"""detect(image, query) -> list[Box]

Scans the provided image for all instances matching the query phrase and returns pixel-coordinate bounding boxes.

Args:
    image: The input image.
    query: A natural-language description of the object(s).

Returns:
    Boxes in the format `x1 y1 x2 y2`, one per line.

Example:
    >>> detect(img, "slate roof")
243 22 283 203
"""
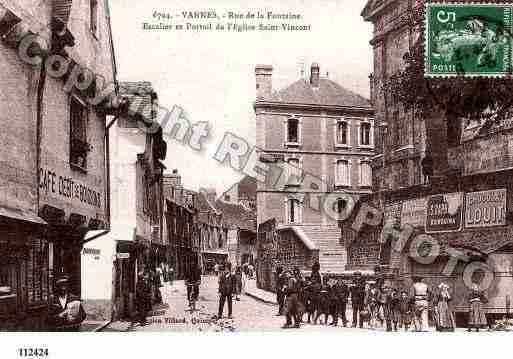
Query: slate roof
119 81 156 121
268 78 371 108
214 199 257 232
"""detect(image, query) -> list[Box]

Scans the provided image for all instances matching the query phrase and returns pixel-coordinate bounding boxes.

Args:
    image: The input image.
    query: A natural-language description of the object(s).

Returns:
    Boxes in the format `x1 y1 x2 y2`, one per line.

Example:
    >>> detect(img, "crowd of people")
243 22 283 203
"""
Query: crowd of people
276 262 489 331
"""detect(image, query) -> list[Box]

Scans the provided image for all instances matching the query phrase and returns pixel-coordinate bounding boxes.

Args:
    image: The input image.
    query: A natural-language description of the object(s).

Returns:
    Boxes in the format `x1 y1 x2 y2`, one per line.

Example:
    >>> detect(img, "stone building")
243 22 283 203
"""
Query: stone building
197 188 228 273
361 0 513 323
0 0 119 329
254 63 374 282
163 169 200 280
86 81 167 321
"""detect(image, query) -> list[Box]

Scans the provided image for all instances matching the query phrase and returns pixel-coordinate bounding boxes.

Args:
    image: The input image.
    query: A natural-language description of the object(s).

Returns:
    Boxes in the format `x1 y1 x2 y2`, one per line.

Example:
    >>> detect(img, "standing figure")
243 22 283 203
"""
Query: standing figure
275 266 287 316
282 270 300 328
135 271 152 326
310 261 322 285
434 282 455 332
218 262 236 319
332 278 349 327
350 272 366 328
367 283 382 329
185 264 202 311
381 285 395 331
293 267 306 323
411 276 430 332
398 291 413 331
315 276 331 325
234 266 243 301
467 283 488 332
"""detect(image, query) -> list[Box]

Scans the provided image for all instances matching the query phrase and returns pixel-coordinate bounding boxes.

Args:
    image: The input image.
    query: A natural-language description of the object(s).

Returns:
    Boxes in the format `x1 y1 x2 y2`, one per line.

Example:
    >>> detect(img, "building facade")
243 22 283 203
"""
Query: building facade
0 0 117 329
217 176 257 266
81 81 167 321
163 170 200 280
361 0 513 323
254 63 374 281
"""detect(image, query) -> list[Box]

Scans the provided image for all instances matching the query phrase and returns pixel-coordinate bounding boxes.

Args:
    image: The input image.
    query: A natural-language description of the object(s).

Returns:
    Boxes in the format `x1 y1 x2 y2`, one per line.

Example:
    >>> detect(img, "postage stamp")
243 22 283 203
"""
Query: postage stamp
425 2 513 77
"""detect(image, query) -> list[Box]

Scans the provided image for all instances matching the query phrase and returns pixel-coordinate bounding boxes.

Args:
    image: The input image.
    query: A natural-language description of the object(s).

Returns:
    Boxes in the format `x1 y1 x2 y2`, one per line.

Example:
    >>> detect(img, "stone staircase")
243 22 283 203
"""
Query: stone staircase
300 226 347 274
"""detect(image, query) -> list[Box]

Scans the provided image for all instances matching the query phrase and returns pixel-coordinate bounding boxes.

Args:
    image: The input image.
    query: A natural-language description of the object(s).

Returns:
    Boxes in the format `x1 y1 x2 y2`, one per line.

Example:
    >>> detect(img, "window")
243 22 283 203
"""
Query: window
335 160 350 186
286 158 301 186
70 96 89 169
336 120 349 146
287 118 299 144
359 161 372 187
224 194 231 201
90 0 98 36
288 198 301 224
336 198 347 217
360 122 372 147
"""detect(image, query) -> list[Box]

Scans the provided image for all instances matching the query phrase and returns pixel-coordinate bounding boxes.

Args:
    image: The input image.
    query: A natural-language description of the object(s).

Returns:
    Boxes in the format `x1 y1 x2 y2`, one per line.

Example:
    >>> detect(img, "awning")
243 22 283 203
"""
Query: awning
202 250 228 256
81 229 109 245
0 205 47 226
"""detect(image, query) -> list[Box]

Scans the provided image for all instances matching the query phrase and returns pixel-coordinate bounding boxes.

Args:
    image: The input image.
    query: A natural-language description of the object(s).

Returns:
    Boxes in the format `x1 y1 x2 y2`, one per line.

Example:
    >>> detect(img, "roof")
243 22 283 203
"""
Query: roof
119 81 156 121
214 199 256 232
197 191 218 214
277 226 317 250
237 176 257 200
268 78 371 108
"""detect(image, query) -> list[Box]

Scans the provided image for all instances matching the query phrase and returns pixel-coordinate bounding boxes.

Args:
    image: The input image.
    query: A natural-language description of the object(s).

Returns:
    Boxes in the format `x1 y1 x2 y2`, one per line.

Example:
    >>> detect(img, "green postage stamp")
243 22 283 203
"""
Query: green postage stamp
425 2 513 77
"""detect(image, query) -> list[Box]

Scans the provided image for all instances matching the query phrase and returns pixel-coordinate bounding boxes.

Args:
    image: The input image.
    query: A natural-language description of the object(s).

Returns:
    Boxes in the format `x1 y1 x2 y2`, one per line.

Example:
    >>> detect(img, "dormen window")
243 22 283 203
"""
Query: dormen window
288 198 301 224
335 159 350 187
359 160 372 187
70 96 90 170
90 0 98 36
336 120 349 146
287 118 299 144
360 122 373 147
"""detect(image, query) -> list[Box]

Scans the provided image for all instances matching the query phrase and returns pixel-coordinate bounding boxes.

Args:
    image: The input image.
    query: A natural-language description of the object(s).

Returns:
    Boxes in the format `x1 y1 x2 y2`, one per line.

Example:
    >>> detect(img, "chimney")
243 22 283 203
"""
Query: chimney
255 64 273 99
310 63 320 88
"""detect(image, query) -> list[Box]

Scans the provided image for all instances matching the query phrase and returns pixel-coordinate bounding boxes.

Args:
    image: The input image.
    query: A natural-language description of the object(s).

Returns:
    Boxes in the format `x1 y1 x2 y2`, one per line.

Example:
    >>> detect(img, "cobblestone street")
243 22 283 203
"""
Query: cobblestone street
106 276 457 333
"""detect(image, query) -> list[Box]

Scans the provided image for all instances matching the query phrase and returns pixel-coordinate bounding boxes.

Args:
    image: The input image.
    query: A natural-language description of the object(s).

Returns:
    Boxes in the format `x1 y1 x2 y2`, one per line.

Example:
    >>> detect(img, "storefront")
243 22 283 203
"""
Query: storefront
0 209 49 330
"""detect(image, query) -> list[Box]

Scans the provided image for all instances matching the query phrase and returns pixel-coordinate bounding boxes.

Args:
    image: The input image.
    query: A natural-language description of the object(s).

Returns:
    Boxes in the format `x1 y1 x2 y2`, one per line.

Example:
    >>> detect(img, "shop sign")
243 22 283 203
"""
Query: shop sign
401 198 427 228
465 189 507 228
426 192 463 233
39 167 103 209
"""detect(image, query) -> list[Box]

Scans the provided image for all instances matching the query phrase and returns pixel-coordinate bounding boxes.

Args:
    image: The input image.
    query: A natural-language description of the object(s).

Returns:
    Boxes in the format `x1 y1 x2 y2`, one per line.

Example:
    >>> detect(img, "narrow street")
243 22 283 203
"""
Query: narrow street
106 276 390 333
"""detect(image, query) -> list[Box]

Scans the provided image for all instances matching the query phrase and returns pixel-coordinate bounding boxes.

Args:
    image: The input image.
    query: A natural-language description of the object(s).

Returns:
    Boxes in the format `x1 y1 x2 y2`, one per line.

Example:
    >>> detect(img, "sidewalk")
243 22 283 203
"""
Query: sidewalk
244 279 277 305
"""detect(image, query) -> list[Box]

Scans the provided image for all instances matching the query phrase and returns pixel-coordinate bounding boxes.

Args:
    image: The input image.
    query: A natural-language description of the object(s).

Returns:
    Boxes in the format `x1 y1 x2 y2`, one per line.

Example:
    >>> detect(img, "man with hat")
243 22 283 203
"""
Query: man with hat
350 271 366 328
47 275 86 330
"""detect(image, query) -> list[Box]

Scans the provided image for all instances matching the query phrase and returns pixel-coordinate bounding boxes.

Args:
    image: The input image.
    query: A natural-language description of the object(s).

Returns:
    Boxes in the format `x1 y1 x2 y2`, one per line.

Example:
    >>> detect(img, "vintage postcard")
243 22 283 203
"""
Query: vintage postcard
1 0 513 354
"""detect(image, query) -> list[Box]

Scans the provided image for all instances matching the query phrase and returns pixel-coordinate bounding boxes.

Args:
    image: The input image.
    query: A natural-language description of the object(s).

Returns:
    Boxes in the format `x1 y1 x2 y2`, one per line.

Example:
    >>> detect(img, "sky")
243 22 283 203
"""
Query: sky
109 0 373 194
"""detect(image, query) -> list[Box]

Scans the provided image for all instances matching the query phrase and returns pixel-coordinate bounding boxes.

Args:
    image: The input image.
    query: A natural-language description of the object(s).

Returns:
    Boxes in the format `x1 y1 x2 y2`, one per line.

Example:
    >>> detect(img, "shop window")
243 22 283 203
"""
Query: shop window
287 118 299 144
90 0 98 36
336 120 349 146
335 159 350 187
70 96 90 170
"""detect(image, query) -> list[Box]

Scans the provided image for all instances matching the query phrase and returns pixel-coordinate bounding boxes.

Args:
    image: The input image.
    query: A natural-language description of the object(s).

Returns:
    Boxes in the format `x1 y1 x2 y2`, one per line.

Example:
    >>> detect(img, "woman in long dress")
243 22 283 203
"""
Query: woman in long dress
468 283 487 332
434 282 455 332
